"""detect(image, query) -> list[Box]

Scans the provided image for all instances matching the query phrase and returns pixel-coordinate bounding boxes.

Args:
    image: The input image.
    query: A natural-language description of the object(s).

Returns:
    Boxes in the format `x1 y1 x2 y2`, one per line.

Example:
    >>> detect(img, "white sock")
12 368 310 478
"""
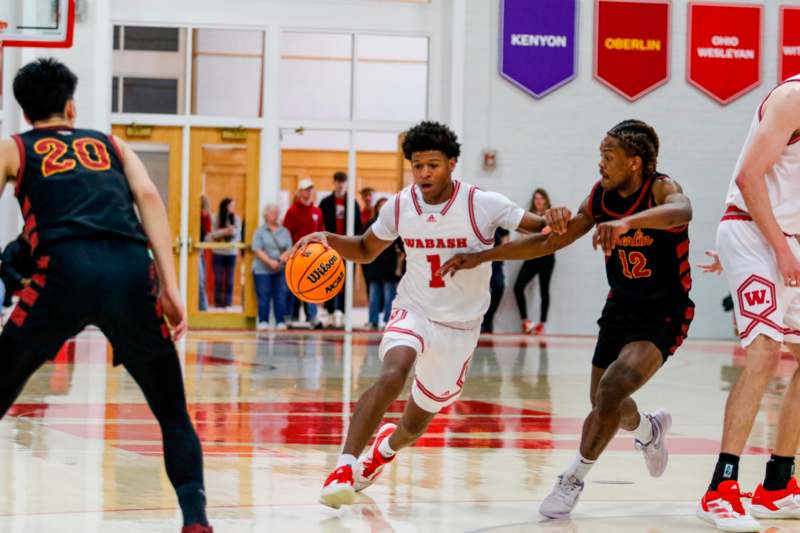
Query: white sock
336 454 357 468
564 453 595 481
632 413 653 444
378 436 396 458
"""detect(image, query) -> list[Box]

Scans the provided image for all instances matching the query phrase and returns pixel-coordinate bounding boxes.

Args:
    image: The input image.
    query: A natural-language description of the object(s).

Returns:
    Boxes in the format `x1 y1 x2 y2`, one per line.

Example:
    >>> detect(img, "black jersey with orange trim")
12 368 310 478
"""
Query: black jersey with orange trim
12 127 147 253
587 172 691 305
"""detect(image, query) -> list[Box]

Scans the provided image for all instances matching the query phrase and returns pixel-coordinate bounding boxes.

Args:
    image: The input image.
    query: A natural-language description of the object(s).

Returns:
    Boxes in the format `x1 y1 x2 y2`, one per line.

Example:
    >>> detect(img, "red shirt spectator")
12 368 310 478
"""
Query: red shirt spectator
283 178 324 243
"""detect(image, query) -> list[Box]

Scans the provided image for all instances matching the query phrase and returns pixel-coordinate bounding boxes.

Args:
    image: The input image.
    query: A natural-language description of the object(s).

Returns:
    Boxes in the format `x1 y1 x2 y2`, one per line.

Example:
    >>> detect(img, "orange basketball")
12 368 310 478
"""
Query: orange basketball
285 242 345 304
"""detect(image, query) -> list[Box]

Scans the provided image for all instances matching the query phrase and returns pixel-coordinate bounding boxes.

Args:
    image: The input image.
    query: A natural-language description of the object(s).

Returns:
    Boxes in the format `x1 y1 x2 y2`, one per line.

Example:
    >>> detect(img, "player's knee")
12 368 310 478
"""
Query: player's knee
376 366 410 395
744 337 782 376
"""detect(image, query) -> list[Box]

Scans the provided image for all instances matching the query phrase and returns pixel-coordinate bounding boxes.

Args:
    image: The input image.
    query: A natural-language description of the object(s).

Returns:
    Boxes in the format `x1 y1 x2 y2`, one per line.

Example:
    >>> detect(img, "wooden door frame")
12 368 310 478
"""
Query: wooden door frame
188 127 260 329
111 124 183 270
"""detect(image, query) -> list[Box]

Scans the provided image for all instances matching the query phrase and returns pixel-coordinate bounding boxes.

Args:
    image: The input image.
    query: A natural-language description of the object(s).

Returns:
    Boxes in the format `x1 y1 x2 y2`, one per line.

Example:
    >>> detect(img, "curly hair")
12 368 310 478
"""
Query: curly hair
606 119 660 178
401 121 461 161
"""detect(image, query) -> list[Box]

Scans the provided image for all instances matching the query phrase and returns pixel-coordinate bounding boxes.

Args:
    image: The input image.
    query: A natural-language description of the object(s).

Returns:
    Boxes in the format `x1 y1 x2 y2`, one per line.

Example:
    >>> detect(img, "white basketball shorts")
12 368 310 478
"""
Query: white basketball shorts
379 306 481 413
717 218 800 347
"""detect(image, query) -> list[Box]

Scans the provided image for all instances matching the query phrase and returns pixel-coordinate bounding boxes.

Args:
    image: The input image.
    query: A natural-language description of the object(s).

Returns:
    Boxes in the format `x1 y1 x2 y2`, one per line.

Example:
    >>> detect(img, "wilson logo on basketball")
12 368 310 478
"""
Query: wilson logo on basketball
307 256 337 283
325 270 345 293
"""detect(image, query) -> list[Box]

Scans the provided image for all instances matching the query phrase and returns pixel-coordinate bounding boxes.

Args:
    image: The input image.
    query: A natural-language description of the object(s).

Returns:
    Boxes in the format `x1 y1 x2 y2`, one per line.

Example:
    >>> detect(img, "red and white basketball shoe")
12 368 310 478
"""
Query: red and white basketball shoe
522 319 534 334
354 423 398 492
319 464 356 509
750 477 800 518
697 480 760 532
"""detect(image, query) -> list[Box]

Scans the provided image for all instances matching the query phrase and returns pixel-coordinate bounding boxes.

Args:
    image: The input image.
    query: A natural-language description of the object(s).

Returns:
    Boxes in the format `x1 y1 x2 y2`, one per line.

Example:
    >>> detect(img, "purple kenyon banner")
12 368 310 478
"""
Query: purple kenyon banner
500 0 578 98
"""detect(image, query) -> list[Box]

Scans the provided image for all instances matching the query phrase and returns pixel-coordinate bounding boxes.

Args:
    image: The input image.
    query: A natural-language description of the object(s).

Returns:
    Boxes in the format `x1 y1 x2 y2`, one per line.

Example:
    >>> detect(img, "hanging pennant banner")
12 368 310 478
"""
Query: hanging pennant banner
594 0 671 101
780 6 800 81
499 0 578 98
687 2 762 105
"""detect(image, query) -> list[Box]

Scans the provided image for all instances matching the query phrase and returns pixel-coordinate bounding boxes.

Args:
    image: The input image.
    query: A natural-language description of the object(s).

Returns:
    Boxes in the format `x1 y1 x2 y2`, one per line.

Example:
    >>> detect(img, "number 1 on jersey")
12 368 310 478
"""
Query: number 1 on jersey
426 254 445 288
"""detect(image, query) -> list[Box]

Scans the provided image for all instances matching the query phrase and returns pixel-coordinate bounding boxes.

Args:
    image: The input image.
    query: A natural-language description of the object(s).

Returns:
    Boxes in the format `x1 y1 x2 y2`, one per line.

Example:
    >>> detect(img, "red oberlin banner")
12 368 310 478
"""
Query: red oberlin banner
594 0 671 101
780 6 800 81
687 2 762 105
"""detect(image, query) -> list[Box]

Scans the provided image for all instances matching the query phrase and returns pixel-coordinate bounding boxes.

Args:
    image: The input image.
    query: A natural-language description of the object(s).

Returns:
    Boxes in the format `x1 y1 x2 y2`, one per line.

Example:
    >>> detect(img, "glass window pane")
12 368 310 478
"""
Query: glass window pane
280 33 352 120
113 25 120 50
122 78 179 114
124 26 180 52
130 144 171 206
111 76 119 113
112 26 186 114
355 35 428 121
191 29 264 117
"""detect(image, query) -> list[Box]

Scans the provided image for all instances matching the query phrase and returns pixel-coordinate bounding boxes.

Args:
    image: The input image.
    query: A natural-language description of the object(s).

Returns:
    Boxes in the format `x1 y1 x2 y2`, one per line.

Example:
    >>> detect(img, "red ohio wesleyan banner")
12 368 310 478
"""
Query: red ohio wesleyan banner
687 2 762 105
780 6 800 81
594 0 671 101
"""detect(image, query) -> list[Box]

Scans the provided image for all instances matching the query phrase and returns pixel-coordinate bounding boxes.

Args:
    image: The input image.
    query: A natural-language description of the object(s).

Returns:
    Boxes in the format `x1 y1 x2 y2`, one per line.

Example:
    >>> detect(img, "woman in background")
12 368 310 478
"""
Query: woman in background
207 197 242 309
513 188 556 335
252 204 292 330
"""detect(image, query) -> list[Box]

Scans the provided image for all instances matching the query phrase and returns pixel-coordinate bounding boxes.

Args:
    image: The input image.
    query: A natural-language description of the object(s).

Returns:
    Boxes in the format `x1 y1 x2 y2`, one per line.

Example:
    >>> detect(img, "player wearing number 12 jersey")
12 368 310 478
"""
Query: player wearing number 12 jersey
293 121 547 508
0 59 211 533
440 119 694 519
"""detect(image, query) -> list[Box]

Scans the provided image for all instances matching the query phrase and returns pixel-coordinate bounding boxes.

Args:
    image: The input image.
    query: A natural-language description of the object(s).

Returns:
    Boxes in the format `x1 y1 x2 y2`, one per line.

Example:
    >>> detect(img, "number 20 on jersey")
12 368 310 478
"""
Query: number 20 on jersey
34 137 112 178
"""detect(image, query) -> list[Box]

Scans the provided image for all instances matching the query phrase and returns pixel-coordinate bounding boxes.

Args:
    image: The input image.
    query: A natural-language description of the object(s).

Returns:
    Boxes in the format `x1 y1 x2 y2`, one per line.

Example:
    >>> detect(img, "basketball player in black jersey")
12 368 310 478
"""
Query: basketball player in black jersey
0 59 211 533
440 120 694 519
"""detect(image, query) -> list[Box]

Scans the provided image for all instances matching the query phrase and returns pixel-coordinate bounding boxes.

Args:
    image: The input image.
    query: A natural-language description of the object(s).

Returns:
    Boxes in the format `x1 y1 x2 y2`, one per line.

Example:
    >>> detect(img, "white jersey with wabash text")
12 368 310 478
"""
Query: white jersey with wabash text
371 180 524 325
725 74 800 235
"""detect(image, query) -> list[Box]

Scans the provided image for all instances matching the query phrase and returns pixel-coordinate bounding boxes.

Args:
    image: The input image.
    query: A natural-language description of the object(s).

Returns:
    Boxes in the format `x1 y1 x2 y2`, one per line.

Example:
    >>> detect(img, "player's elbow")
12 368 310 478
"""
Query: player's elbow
134 183 163 207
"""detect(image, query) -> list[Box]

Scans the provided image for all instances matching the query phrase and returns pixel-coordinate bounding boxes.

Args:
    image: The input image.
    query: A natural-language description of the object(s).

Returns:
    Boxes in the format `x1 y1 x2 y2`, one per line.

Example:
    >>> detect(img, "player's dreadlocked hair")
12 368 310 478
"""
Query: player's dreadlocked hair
402 121 461 161
606 119 660 178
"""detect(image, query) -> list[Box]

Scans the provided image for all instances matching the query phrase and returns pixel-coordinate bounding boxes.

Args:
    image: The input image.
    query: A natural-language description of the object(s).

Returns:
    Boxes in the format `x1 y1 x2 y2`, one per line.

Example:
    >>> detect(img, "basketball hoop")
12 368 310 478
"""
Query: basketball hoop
0 0 74 49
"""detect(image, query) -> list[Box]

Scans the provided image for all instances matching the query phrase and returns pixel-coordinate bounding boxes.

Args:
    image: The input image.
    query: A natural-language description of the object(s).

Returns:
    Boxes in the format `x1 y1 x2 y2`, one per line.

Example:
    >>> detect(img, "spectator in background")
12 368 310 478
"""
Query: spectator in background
0 233 34 309
513 188 556 335
252 204 292 331
198 194 212 311
359 187 375 226
318 171 363 328
283 177 324 328
207 197 242 309
481 227 511 334
363 198 403 329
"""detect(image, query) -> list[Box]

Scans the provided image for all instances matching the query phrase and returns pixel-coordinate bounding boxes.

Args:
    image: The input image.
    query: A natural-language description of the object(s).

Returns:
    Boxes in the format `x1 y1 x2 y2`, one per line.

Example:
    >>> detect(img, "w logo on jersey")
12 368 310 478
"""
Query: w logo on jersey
744 290 767 306
737 275 776 321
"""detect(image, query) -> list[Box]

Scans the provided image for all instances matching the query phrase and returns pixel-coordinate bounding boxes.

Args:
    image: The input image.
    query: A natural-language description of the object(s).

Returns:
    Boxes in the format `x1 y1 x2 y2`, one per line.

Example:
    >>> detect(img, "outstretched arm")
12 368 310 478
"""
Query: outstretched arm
438 198 594 276
592 177 691 255
292 228 394 264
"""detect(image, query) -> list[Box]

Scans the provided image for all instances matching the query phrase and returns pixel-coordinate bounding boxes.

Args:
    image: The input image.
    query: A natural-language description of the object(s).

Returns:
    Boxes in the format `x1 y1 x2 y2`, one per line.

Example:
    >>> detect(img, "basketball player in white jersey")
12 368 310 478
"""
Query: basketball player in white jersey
292 121 546 508
697 77 800 532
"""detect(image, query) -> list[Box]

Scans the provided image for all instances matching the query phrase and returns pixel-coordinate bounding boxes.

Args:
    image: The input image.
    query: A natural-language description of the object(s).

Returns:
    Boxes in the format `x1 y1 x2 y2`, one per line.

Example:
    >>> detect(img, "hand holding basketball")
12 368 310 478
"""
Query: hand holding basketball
285 240 345 303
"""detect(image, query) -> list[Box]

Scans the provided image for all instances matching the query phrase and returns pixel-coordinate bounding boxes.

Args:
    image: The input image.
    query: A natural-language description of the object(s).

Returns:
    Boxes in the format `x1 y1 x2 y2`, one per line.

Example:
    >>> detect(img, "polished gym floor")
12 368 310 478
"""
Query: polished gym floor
0 328 797 532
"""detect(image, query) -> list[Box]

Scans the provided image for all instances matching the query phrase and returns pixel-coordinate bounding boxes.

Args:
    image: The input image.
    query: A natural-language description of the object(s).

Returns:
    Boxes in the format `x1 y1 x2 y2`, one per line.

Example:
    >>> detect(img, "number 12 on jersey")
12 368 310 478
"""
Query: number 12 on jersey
618 250 652 279
426 254 445 288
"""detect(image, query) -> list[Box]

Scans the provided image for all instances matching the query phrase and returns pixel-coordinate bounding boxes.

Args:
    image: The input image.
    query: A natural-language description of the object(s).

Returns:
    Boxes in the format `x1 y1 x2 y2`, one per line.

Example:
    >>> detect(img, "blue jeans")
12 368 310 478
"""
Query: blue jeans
198 255 209 311
290 294 318 322
212 254 236 307
254 271 288 324
368 280 397 325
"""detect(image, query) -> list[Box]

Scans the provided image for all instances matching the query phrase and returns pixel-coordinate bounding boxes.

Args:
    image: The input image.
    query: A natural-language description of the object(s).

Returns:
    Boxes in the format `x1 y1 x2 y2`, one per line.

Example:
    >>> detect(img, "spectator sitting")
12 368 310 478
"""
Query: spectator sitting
318 171 363 328
252 204 292 331
282 177 324 328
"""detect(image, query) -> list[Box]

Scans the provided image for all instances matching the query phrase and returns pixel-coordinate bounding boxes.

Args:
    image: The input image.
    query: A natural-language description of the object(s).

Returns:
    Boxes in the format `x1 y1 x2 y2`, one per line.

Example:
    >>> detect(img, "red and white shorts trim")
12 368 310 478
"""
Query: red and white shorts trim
717 219 800 347
380 307 481 413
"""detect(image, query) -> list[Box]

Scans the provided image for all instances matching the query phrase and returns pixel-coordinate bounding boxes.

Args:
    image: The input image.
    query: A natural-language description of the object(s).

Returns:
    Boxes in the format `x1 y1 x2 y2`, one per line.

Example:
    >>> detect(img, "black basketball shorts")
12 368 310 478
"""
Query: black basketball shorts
0 238 176 365
592 297 695 369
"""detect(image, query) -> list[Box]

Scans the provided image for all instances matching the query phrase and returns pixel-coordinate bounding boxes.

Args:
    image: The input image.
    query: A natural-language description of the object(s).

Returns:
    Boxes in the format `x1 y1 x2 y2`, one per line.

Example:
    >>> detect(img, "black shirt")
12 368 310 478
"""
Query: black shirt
588 173 691 307
12 127 147 253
